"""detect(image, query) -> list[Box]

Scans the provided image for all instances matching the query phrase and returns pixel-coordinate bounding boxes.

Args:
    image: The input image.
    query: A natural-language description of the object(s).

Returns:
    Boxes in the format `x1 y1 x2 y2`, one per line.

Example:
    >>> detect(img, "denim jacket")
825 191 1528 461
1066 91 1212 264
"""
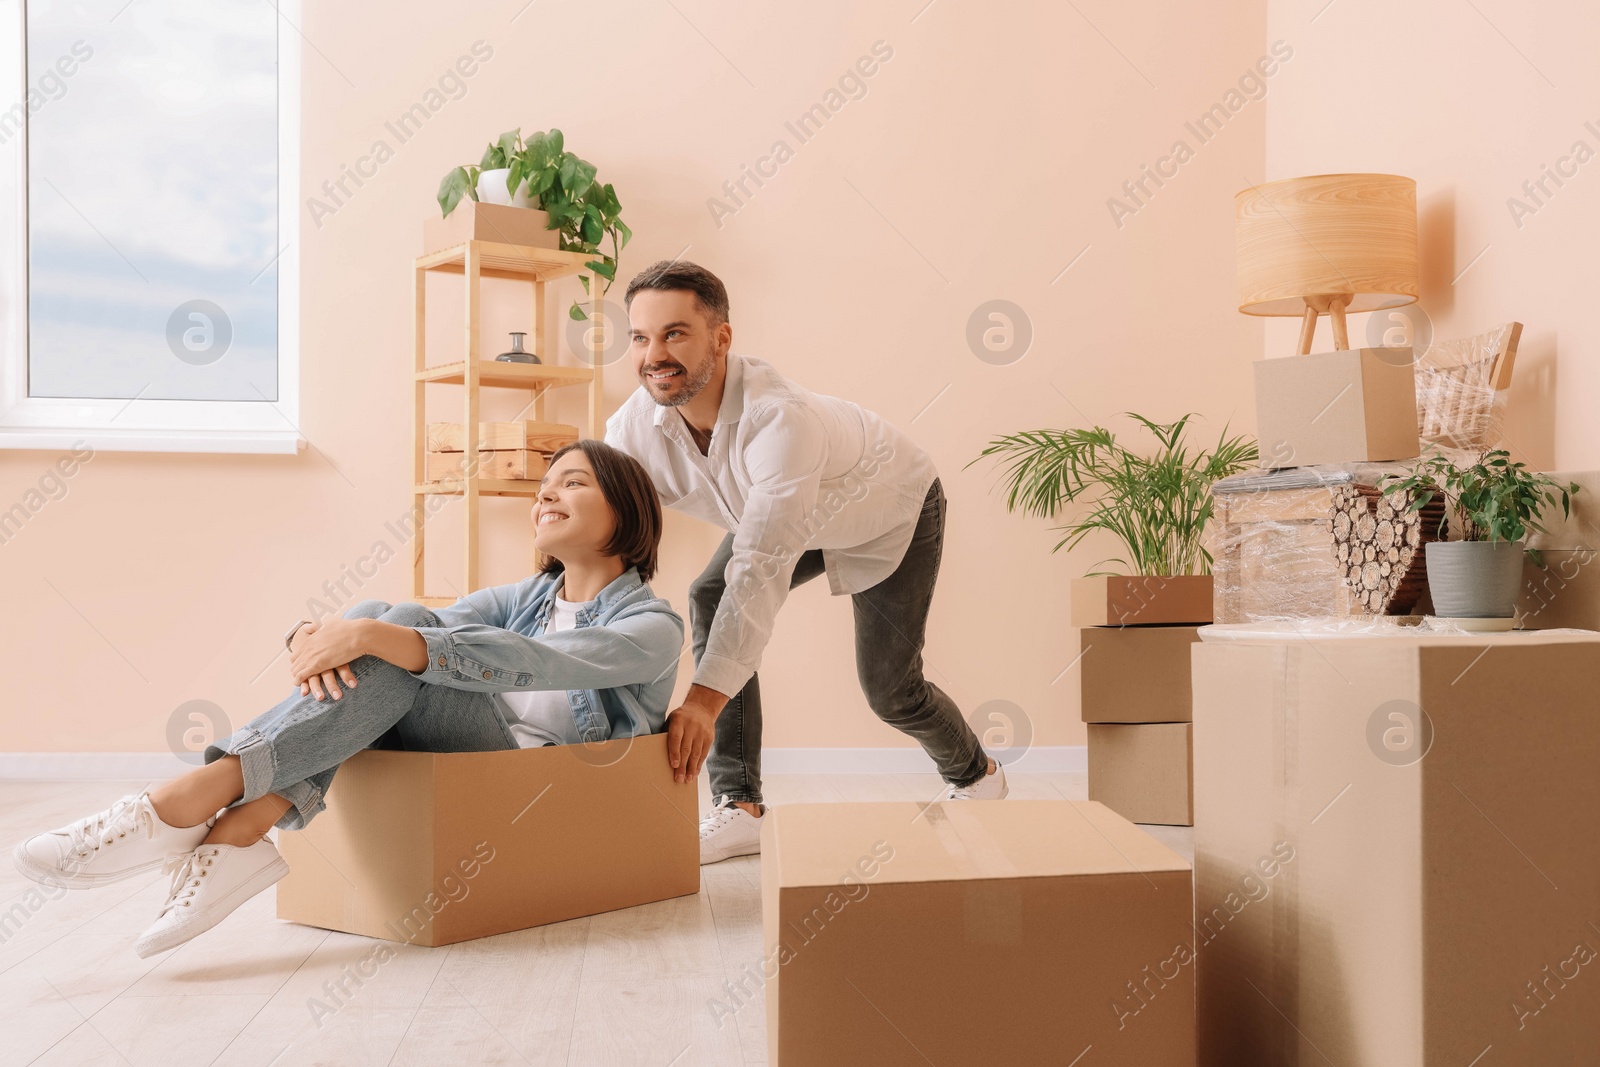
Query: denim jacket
409 566 683 743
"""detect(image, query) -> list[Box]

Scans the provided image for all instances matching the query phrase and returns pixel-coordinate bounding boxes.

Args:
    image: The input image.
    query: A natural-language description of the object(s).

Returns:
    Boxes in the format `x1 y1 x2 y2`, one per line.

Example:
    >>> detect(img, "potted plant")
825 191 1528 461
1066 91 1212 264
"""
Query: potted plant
436 128 631 320
1380 450 1579 620
968 414 1258 625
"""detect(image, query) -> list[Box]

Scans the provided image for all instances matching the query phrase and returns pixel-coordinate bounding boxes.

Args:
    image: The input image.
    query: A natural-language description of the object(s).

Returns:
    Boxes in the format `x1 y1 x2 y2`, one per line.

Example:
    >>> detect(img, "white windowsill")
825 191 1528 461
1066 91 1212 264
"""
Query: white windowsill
0 428 306 454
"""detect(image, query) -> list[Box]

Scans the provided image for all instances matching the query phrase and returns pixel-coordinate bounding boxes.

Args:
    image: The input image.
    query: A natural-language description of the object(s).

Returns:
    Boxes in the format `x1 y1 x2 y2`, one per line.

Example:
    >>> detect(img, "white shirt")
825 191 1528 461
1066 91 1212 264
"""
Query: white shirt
492 588 593 747
605 353 938 698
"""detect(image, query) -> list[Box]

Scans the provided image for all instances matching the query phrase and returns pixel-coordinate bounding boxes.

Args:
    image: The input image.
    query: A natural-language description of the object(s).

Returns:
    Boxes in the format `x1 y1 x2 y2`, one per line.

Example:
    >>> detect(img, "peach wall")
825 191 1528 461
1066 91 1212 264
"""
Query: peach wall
0 0 1269 756
1263 0 1594 470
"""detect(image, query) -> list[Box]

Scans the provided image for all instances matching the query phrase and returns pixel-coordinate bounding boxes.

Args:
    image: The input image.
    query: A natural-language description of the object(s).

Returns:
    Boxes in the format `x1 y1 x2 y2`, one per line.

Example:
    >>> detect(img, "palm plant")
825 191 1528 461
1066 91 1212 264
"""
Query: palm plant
967 413 1258 576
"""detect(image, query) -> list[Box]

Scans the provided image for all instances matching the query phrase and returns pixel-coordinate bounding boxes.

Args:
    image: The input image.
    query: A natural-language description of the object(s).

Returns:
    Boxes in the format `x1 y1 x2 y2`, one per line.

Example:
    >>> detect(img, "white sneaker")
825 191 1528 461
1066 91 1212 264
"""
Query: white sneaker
134 838 289 958
12 789 215 889
936 759 1009 801
699 799 763 865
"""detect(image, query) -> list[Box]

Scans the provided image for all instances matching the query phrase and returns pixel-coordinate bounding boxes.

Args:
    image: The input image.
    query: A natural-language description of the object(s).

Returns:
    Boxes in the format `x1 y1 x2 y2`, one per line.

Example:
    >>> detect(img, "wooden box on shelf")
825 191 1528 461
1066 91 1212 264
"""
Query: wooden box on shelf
427 419 579 453
426 449 550 483
422 203 561 256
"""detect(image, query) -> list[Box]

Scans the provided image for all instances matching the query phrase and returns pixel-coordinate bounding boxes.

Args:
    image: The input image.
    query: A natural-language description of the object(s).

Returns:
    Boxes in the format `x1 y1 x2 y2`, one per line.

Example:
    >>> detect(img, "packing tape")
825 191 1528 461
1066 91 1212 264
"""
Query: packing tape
920 802 1021 879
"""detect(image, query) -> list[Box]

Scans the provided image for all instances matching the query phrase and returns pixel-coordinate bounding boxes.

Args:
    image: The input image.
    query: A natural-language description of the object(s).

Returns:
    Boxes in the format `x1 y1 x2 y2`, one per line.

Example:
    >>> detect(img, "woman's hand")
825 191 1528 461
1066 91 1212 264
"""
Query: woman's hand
289 619 366 701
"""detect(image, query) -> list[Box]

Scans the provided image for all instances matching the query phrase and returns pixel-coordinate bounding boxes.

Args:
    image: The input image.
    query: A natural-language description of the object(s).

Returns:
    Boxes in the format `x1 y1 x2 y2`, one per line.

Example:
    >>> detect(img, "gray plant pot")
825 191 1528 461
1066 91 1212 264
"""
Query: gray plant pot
1424 540 1526 618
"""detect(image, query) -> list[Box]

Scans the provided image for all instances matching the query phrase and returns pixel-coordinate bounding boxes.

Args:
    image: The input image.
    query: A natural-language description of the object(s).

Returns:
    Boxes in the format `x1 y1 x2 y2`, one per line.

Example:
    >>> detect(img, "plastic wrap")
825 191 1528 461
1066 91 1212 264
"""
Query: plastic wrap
1207 462 1419 623
1198 618 1594 641
1415 322 1514 459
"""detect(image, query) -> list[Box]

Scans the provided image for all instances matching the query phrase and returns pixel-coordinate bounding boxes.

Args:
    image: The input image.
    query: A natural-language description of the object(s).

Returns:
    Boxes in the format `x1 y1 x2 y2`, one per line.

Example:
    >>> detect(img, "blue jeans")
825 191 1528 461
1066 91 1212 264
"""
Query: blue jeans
204 600 517 831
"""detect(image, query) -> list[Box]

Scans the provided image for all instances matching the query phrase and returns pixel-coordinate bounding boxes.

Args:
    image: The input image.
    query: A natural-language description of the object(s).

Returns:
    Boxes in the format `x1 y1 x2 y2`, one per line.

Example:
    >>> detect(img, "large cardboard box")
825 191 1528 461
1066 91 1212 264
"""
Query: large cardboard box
1071 575 1213 627
1088 723 1193 826
1192 633 1600 1065
761 800 1196 1066
276 734 698 947
1081 625 1201 722
1254 347 1419 469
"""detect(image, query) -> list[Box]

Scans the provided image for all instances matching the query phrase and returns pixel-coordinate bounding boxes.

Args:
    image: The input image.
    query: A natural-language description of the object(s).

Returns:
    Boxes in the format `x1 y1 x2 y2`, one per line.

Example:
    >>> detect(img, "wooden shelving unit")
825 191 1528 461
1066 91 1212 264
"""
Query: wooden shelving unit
412 239 606 607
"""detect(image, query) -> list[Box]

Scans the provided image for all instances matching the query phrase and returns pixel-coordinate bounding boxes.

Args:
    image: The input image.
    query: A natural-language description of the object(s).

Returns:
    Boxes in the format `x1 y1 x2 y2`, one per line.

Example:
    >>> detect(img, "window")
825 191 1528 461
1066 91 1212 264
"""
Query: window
0 0 300 453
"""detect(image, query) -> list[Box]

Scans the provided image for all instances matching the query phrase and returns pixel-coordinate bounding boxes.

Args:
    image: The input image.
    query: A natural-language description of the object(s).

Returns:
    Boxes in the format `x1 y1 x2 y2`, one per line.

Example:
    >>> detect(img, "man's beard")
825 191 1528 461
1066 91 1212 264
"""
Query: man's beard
641 351 716 407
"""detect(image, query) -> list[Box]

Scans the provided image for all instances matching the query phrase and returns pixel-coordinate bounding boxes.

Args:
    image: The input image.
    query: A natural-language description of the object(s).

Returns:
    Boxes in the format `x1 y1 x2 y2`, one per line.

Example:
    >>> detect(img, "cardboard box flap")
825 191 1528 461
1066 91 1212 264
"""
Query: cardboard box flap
769 800 1188 890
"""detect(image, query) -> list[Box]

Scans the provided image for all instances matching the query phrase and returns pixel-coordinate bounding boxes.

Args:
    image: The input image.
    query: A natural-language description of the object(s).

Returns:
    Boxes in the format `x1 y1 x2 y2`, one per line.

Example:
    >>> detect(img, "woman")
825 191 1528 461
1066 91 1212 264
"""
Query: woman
11 440 682 958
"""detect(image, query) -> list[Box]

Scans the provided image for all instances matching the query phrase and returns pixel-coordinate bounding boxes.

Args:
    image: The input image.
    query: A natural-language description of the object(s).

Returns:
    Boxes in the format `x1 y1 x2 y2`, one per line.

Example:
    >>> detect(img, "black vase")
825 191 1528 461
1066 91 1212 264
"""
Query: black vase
495 332 541 364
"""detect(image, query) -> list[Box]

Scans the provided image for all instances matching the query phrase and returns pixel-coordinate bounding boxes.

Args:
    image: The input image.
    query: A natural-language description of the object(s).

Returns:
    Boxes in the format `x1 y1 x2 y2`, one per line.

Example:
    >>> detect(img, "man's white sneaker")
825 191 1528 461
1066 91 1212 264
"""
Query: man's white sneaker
134 838 289 958
936 759 1009 801
699 799 763 865
12 789 215 889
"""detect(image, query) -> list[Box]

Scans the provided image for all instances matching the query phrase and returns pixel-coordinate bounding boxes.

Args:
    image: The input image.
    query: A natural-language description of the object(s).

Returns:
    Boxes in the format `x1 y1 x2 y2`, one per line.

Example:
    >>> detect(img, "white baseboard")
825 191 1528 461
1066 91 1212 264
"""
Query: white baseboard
0 746 1086 781
759 746 1085 774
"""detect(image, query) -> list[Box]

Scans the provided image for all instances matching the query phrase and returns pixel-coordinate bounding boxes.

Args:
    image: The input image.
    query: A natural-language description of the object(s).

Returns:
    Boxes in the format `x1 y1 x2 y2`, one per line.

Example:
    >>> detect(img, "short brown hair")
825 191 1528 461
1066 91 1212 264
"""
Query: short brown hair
624 260 730 326
537 439 663 583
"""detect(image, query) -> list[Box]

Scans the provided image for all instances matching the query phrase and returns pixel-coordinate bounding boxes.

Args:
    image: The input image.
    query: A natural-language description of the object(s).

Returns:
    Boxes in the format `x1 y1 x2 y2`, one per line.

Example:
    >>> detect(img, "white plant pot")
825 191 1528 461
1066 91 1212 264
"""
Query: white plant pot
476 167 535 208
1424 540 1526 619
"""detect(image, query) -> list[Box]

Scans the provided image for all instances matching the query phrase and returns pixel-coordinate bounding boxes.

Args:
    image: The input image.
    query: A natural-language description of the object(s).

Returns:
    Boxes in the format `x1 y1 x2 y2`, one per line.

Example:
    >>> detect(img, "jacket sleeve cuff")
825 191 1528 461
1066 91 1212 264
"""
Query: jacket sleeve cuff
409 627 457 682
692 653 752 701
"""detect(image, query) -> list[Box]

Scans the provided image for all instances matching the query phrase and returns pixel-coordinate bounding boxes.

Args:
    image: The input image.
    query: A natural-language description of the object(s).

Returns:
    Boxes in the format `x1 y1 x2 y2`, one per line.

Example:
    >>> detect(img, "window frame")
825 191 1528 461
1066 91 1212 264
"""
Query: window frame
0 0 302 454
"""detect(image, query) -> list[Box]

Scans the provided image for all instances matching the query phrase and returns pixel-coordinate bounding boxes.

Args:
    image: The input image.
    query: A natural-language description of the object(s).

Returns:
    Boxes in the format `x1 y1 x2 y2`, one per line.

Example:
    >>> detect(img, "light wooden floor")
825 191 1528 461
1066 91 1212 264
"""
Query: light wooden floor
1 773 1193 1067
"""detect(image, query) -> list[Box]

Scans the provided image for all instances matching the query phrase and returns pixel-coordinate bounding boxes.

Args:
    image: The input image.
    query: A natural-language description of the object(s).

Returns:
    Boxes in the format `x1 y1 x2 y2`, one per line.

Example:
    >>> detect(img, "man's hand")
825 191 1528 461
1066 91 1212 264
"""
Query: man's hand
665 684 730 784
289 619 366 701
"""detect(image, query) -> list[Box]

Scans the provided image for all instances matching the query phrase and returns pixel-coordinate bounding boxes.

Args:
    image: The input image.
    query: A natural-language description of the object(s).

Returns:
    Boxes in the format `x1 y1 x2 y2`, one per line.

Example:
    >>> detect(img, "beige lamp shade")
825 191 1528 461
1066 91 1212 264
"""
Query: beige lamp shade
1236 173 1418 354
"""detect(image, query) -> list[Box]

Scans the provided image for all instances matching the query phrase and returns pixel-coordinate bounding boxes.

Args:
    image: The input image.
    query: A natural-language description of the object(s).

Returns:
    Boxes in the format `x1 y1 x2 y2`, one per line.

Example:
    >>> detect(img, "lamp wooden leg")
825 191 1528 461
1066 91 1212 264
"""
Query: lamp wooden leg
1298 305 1318 355
1329 294 1351 350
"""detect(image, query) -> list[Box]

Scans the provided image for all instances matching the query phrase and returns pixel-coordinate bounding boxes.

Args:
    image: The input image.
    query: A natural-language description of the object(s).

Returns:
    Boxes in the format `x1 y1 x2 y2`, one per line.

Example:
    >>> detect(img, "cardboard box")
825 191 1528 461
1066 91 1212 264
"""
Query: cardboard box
422 202 561 255
1518 471 1600 631
426 420 579 453
1081 625 1201 723
761 800 1195 1066
1088 723 1193 826
1192 633 1600 1065
1071 575 1213 627
1519 549 1600 630
276 734 698 947
425 448 549 482
1254 347 1419 469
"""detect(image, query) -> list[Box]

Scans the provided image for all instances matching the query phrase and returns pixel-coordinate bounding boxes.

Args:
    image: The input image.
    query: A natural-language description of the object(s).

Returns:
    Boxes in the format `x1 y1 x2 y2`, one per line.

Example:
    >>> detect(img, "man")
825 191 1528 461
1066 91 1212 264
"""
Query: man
605 261 1005 865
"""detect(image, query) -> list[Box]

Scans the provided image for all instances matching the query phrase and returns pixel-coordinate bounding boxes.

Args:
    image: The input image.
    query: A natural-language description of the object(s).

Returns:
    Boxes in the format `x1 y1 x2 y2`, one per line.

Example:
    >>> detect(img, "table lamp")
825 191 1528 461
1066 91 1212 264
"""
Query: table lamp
1236 173 1418 355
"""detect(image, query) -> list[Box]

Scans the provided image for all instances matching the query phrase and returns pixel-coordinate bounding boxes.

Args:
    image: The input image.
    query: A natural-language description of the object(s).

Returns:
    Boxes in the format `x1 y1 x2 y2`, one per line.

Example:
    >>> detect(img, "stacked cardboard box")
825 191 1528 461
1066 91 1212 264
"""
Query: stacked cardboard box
1075 576 1209 826
1192 632 1600 1064
761 800 1196 1065
424 419 579 485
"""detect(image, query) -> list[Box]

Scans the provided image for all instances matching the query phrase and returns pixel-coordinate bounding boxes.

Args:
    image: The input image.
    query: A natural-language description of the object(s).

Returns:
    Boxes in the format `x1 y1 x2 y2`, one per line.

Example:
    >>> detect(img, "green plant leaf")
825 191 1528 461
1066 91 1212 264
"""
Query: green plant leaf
570 301 587 320
436 166 475 217
585 258 616 281
549 128 563 156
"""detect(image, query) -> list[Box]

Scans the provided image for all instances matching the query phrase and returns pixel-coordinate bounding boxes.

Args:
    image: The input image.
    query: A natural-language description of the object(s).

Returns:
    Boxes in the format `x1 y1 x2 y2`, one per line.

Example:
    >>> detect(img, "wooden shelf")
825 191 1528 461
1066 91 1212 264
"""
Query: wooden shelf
414 596 458 609
412 235 605 596
416 360 594 390
417 240 594 282
414 479 545 498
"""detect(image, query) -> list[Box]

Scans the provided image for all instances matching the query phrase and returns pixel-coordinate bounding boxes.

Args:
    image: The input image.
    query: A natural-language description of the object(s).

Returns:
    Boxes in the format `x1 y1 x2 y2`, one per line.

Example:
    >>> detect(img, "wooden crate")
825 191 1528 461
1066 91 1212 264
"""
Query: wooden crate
426 420 579 453
426 449 550 483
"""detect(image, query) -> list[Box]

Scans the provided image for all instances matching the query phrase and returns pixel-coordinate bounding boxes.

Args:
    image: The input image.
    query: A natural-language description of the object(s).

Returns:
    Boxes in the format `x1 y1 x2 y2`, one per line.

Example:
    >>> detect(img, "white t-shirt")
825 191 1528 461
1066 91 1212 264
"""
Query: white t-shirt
492 585 594 748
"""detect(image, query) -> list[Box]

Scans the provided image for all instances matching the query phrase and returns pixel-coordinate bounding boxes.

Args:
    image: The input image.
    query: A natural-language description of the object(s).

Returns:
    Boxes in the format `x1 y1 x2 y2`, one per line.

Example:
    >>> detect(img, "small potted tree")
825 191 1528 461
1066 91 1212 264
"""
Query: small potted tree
431 128 631 321
969 414 1257 625
1380 450 1579 623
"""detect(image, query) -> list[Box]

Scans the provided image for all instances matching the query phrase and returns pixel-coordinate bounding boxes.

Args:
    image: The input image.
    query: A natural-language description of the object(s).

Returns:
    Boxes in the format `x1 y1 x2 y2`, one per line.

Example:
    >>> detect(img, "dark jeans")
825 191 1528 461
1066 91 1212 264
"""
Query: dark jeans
690 477 987 805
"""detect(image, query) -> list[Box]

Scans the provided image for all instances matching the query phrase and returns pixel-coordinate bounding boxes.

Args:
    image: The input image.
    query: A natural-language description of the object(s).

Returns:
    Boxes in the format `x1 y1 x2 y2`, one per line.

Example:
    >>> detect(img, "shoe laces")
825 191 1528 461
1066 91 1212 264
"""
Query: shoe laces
65 792 157 861
700 802 745 838
157 846 220 918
